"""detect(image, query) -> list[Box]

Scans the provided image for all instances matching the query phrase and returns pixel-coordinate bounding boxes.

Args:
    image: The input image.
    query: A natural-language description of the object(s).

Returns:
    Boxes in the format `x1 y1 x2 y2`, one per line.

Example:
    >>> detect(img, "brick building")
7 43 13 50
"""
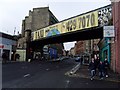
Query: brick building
75 41 85 55
73 39 99 65
75 39 100 56
18 7 59 49
112 2 120 74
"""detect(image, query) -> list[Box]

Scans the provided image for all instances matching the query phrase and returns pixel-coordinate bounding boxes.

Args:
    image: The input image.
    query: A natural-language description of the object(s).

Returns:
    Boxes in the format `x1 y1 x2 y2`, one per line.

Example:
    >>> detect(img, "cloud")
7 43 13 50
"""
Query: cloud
0 0 111 35
0 0 111 3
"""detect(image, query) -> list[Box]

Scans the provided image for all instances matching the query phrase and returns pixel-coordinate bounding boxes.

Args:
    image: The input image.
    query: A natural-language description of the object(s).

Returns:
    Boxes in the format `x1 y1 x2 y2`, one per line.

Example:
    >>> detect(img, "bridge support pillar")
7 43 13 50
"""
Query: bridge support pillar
25 29 31 62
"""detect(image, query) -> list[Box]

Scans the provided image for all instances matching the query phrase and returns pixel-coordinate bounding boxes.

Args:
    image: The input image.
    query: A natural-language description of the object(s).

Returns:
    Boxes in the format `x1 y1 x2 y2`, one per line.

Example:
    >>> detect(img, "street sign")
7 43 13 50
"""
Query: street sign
103 26 115 37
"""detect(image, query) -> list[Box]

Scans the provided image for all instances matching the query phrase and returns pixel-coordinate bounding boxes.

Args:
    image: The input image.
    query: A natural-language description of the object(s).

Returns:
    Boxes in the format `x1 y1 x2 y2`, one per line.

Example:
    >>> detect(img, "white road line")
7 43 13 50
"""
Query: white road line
65 80 70 88
65 63 80 76
46 68 49 70
23 74 30 77
22 66 27 69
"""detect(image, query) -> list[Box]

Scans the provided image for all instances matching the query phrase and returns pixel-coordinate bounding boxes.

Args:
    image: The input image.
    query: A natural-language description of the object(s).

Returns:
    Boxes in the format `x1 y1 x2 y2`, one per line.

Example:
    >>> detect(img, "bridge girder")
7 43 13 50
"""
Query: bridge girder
30 26 103 50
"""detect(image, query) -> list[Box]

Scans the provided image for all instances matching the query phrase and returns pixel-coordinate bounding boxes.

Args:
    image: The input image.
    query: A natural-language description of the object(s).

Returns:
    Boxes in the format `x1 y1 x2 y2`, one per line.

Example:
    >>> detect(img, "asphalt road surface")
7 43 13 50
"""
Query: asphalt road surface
2 58 119 88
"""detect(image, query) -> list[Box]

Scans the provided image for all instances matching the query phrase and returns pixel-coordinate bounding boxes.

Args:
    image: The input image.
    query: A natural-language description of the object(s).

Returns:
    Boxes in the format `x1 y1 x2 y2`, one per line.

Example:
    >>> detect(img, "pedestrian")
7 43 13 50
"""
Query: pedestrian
94 57 98 75
94 56 100 75
15 54 20 61
97 57 100 66
2 52 7 64
88 57 96 81
98 61 105 80
103 58 110 77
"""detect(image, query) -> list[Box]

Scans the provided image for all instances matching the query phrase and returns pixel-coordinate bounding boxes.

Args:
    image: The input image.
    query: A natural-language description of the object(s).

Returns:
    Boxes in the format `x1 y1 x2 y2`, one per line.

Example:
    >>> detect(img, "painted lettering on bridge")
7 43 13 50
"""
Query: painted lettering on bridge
63 11 98 33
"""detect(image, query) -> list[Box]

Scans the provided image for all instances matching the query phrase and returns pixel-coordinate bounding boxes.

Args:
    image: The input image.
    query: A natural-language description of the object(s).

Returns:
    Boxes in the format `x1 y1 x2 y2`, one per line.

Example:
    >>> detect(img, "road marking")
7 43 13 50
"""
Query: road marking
23 74 30 77
22 66 27 69
65 63 80 76
65 72 69 75
65 80 70 88
46 68 49 71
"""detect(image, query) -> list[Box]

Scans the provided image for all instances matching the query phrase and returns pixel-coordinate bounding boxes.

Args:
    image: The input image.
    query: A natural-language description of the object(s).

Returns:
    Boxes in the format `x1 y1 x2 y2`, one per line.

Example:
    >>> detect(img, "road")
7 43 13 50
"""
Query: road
2 58 119 88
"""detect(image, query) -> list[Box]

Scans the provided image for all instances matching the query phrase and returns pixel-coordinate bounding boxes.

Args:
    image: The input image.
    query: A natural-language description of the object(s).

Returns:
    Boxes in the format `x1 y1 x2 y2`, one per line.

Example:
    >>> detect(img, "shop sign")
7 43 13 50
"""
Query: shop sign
103 26 115 37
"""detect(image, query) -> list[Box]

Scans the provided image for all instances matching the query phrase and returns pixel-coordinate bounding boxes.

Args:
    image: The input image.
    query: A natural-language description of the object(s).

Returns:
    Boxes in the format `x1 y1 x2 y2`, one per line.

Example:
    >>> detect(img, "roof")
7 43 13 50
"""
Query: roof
0 32 17 41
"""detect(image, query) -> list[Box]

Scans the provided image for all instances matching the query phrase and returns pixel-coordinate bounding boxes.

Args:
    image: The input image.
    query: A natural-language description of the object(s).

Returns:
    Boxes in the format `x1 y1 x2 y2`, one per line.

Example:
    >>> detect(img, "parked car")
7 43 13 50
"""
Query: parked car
74 56 81 62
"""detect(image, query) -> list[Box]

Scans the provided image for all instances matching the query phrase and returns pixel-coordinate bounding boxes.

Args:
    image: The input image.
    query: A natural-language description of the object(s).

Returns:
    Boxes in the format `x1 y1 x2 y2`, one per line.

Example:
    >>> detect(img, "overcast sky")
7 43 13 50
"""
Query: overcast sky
0 0 111 50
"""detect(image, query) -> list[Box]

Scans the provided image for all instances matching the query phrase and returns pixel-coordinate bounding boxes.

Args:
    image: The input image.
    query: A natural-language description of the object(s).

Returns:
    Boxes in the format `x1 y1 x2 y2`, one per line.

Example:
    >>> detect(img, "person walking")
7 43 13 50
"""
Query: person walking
98 61 105 80
94 56 100 75
2 52 7 64
104 58 110 77
88 57 96 81
94 57 98 75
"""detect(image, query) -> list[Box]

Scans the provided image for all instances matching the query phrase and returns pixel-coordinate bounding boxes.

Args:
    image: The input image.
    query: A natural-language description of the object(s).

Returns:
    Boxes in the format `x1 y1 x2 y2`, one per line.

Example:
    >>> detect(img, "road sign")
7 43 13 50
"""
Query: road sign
103 26 115 37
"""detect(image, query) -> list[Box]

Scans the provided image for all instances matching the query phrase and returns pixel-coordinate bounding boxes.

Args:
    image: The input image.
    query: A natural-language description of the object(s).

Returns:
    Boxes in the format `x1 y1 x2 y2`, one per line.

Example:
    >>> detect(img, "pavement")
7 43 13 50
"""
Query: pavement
69 64 120 83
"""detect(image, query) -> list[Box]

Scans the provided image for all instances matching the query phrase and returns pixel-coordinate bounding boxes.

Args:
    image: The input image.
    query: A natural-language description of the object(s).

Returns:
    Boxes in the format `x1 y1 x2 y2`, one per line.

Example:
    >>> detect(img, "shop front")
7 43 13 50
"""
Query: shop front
98 38 111 63
0 32 17 61
0 44 12 60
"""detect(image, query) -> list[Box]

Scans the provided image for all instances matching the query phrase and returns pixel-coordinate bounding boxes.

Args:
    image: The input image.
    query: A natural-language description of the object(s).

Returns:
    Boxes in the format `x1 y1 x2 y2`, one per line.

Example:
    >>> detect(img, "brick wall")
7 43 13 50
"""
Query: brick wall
32 7 49 32
21 7 50 37
75 41 85 54
110 42 116 72
113 2 120 74
18 7 59 50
